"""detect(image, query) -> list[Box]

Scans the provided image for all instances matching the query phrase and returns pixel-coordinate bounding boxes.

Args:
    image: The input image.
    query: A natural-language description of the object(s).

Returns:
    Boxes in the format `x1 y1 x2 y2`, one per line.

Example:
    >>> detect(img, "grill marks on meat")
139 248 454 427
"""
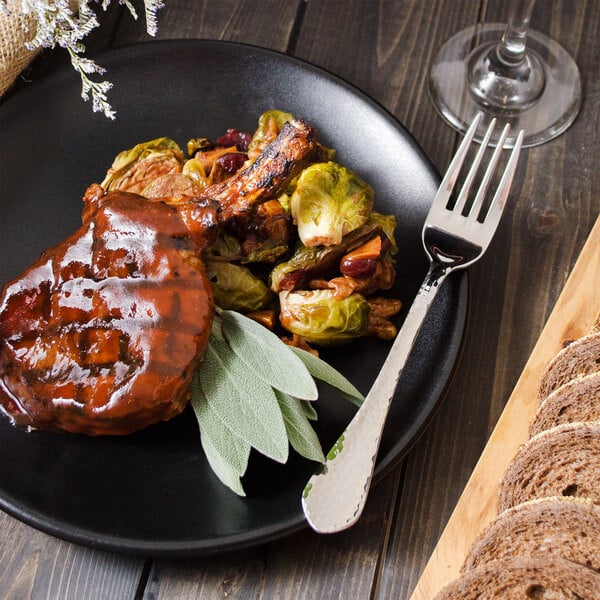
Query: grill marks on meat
0 193 218 435
0 119 321 435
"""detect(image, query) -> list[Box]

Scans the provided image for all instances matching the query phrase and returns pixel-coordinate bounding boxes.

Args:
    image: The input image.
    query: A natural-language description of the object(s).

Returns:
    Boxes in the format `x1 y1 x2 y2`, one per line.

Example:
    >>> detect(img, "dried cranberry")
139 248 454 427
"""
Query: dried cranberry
216 129 252 152
216 152 246 173
340 257 378 279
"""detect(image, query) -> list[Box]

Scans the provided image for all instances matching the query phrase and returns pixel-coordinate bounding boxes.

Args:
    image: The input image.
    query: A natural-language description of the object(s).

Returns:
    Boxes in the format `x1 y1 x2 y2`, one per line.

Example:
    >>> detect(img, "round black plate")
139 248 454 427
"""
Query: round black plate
0 40 467 556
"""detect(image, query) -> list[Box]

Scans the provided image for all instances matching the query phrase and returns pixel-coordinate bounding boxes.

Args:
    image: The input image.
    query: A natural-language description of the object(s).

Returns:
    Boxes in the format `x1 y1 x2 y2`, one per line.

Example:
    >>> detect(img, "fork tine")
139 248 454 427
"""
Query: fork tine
467 122 511 220
453 118 498 215
433 112 482 209
482 129 525 231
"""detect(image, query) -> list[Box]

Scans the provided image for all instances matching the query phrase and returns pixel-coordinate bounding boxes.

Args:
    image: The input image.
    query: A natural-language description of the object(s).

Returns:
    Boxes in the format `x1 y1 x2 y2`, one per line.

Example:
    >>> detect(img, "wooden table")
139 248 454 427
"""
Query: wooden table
1 1 598 598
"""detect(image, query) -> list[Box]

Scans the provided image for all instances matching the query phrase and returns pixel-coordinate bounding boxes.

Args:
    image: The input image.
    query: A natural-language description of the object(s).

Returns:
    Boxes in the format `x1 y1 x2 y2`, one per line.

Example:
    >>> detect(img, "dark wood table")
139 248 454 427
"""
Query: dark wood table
1 1 598 598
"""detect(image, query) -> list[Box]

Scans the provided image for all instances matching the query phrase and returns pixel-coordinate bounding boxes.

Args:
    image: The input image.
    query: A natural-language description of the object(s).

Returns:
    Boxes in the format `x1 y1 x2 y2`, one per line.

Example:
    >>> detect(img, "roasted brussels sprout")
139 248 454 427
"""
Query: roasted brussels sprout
141 173 203 199
186 137 213 156
270 222 382 292
277 191 292 214
247 110 295 162
205 258 273 312
237 199 293 264
243 239 290 264
368 211 397 253
182 157 210 189
211 231 243 260
278 289 370 345
290 162 374 247
101 138 184 194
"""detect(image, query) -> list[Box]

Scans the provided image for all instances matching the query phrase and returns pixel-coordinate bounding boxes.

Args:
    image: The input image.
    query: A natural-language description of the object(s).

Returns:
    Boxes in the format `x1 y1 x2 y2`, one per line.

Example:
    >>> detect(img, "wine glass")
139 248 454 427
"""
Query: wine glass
428 0 581 147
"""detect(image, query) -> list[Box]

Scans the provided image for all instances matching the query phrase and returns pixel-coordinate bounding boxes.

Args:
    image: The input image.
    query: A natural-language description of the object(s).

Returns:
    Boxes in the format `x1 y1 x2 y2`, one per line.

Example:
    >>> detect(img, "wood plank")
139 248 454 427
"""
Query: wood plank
0 512 144 600
111 0 301 47
293 0 478 173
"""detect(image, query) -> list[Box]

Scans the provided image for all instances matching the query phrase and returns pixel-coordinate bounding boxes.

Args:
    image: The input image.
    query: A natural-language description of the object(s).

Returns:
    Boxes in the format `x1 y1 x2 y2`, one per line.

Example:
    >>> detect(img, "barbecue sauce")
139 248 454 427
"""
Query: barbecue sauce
0 192 217 435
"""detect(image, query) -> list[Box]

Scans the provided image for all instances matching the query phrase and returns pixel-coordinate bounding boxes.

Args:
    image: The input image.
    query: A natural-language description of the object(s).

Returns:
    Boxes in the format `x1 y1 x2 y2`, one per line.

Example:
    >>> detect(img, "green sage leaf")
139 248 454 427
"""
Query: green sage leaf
275 391 325 463
288 346 365 406
300 400 318 421
219 309 318 401
198 335 289 463
190 375 250 475
199 428 247 496
190 375 250 496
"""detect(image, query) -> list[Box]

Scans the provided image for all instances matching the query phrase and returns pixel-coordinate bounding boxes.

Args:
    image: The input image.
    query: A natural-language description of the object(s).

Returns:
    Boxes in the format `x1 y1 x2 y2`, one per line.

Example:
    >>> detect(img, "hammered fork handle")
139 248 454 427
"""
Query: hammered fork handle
301 261 448 533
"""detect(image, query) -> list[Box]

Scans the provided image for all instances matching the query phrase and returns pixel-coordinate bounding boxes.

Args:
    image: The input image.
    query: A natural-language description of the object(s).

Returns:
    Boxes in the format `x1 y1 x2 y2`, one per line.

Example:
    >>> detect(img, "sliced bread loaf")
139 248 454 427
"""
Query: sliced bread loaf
434 555 600 599
498 421 600 511
538 331 600 400
463 496 600 572
529 371 600 437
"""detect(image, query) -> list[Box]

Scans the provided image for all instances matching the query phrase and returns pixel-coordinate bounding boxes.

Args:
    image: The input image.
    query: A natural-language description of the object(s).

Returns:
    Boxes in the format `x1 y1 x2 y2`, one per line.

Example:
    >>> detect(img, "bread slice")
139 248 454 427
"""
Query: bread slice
463 497 600 572
538 332 600 400
591 311 600 333
434 555 600 599
529 371 600 437
498 421 600 511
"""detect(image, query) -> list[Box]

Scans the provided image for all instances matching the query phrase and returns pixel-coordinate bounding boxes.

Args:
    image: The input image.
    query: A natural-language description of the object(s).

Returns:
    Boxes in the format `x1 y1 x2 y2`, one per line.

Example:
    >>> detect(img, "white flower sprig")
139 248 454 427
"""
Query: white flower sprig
1 0 164 119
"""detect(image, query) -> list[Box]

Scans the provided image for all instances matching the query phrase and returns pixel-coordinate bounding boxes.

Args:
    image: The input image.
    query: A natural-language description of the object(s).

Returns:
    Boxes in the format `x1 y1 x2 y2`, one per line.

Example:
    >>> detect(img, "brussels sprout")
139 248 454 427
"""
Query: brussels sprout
368 211 397 254
101 138 184 193
279 290 370 345
243 239 290 264
270 222 381 292
187 137 213 156
141 173 203 199
205 258 273 312
182 157 210 189
277 192 292 214
237 199 293 264
211 232 242 260
290 162 374 247
247 110 294 162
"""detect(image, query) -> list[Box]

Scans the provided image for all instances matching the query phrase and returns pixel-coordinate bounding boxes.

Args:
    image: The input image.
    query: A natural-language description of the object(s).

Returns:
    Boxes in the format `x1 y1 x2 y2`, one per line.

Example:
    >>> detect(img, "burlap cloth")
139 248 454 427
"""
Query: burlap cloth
0 4 37 96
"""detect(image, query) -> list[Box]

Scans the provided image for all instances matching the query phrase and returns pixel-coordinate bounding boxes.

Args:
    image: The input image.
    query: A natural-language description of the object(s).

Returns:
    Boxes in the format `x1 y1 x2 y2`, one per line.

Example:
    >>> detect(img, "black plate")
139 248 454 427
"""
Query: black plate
0 40 467 556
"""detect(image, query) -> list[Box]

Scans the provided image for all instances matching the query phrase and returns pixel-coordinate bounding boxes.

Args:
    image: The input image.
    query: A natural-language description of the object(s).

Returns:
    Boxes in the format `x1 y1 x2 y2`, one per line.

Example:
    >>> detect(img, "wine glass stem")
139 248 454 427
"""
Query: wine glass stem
497 0 536 66
467 0 544 111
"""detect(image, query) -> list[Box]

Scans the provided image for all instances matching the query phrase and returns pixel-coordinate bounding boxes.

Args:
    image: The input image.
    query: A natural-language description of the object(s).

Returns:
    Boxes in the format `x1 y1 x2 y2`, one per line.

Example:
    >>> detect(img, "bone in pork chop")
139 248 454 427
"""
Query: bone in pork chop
0 119 321 435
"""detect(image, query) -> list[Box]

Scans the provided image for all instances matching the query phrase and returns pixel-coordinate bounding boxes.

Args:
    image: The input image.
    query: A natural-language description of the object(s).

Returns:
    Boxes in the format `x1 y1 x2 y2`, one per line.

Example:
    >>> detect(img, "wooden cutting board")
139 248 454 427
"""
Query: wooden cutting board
410 214 600 600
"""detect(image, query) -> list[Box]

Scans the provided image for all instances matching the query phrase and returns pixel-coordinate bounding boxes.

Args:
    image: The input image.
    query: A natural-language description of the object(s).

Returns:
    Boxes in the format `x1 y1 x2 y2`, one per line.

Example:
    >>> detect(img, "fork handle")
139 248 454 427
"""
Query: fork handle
302 261 448 533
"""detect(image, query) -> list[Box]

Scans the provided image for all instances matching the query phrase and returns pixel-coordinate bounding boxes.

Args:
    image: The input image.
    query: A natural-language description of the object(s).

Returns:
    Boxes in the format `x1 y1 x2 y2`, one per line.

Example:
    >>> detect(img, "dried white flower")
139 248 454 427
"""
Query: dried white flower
0 0 164 119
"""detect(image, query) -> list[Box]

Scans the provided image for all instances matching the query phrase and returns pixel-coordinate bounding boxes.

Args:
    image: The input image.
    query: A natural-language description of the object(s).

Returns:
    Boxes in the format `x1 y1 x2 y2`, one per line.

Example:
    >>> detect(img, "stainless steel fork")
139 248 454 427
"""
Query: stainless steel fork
302 114 524 533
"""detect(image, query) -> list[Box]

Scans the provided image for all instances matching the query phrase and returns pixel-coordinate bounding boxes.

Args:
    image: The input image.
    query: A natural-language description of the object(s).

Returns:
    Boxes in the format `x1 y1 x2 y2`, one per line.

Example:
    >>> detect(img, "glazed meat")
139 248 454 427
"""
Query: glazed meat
0 119 321 435
0 192 218 435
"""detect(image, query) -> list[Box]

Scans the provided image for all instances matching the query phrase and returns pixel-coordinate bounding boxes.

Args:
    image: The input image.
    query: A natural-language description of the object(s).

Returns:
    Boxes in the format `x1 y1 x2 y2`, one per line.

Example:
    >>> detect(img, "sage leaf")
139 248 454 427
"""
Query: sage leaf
300 400 318 421
190 376 250 496
190 375 250 475
275 391 325 463
198 335 289 463
200 428 247 496
288 346 365 406
219 310 318 401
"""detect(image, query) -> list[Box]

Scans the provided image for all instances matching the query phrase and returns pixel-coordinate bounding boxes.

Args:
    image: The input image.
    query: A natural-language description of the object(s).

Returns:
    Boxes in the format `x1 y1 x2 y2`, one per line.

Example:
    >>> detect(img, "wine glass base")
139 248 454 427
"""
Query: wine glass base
429 24 582 147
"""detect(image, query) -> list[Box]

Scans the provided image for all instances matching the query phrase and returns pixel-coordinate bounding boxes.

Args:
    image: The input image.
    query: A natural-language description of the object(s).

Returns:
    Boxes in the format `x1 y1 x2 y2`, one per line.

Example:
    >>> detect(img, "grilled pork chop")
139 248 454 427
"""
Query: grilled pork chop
0 119 321 435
